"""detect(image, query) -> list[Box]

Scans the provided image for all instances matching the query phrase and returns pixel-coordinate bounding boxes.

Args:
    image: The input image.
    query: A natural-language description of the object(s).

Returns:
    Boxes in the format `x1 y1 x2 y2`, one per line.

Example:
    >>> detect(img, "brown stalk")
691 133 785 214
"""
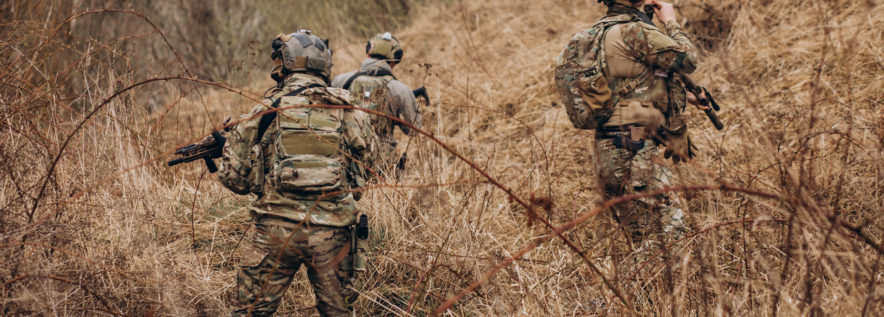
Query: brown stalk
432 183 790 315
2 275 125 316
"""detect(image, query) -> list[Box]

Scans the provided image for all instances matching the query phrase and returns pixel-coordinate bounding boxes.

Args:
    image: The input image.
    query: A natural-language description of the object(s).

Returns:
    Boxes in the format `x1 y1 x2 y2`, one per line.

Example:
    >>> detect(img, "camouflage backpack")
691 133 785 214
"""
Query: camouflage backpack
258 84 352 194
555 18 630 130
342 70 396 141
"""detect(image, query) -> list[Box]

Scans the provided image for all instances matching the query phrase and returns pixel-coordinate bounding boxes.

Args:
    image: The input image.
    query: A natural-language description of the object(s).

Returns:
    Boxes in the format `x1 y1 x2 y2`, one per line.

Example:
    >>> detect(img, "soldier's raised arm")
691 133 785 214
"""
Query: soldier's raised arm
620 1 698 74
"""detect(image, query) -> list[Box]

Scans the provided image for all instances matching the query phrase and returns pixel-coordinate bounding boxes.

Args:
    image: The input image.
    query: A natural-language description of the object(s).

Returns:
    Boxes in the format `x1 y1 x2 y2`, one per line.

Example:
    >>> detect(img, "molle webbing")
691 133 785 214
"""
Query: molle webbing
342 68 396 90
255 83 325 144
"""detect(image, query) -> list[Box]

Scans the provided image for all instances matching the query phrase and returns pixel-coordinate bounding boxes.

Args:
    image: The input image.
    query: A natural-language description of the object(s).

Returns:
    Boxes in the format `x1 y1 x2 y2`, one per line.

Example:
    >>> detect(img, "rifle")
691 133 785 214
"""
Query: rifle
412 86 429 105
679 74 725 130
167 131 226 173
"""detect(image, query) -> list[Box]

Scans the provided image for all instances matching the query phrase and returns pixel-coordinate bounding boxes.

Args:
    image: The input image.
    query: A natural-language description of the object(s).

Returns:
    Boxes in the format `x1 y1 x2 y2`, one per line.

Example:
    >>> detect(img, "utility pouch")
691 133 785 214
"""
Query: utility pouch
612 135 646 153
353 214 369 273
575 66 613 115
249 144 265 195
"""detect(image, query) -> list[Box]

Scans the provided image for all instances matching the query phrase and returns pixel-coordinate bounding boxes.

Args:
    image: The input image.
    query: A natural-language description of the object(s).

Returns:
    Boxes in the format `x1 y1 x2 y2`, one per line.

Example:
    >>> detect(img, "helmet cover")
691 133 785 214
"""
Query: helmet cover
271 30 332 80
366 32 404 63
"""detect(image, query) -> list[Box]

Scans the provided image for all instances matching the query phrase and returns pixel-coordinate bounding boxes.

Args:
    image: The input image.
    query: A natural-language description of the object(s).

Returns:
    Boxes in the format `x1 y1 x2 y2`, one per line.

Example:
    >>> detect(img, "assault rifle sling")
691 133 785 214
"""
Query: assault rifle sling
341 68 396 90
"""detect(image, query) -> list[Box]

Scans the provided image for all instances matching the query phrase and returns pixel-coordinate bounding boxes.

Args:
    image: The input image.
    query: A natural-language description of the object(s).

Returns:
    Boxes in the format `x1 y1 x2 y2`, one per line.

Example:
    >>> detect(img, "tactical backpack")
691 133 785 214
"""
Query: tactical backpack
342 69 396 141
257 84 351 194
555 18 630 130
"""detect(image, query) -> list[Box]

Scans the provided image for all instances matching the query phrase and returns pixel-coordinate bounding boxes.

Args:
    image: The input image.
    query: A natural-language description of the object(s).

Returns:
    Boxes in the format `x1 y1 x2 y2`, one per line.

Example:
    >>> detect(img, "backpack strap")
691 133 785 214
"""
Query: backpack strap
342 68 396 90
596 19 637 110
254 83 325 144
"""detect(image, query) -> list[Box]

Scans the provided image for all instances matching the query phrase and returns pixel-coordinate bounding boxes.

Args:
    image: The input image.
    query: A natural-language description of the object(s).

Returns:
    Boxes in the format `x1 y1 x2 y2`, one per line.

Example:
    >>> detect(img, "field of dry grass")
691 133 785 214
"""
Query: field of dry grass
3 0 884 315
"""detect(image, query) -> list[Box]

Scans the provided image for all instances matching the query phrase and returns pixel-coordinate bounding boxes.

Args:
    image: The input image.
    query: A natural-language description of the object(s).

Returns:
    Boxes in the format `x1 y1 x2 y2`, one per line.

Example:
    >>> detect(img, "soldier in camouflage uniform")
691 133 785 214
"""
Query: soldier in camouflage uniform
558 0 700 268
332 33 422 176
218 30 375 317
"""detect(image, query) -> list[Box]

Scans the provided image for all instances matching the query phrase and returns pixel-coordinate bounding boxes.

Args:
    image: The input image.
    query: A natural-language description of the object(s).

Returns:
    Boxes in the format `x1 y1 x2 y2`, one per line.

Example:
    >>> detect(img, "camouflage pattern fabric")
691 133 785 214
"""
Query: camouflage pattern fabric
556 10 697 130
601 15 697 127
332 58 422 175
232 216 355 317
219 73 376 227
555 17 624 130
593 138 686 261
219 73 375 316
572 10 696 262
219 101 268 196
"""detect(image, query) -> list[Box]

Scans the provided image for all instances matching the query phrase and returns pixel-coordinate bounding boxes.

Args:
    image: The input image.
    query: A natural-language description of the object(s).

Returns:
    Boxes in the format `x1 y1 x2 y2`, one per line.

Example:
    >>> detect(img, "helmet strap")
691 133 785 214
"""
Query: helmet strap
271 64 288 85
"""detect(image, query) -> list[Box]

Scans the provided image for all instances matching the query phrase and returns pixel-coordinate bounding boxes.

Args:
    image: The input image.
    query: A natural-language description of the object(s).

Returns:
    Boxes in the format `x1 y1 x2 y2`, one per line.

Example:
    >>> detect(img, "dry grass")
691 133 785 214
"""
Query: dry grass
3 0 884 315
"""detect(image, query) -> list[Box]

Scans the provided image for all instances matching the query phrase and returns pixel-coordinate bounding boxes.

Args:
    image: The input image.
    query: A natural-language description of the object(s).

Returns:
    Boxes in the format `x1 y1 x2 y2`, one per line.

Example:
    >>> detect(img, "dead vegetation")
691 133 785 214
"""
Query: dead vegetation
2 0 884 315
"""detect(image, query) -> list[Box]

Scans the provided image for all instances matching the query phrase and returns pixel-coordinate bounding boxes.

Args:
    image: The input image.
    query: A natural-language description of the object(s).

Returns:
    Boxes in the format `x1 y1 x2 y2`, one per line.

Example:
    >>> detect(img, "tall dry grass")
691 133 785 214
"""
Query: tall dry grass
2 0 884 316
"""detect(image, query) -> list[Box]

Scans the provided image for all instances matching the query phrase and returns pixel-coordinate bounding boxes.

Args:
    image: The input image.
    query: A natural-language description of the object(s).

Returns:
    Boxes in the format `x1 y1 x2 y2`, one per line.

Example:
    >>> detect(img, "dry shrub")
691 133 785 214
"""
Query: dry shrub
2 0 884 316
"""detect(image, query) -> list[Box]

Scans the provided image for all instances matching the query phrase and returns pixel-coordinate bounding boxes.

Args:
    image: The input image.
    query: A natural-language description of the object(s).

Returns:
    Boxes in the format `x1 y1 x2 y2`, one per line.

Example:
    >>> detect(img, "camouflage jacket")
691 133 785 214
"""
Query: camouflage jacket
331 58 422 146
568 13 698 129
218 73 375 227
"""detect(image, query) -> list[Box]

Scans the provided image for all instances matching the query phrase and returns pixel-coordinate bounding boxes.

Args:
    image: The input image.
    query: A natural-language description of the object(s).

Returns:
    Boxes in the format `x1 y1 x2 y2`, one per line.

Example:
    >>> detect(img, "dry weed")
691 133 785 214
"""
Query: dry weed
2 0 884 316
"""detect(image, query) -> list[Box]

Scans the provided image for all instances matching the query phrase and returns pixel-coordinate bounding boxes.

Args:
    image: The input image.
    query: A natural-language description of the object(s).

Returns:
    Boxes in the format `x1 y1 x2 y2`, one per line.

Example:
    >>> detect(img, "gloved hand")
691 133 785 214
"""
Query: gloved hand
661 124 697 164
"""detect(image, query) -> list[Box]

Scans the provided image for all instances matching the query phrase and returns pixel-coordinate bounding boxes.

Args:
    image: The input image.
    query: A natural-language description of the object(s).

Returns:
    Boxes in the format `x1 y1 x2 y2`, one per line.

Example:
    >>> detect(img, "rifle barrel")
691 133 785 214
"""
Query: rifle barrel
168 157 188 166
705 108 725 130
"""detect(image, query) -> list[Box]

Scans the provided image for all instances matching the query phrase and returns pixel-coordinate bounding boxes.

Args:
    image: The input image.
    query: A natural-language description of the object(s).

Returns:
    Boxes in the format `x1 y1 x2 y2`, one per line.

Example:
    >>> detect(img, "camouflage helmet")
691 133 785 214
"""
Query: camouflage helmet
365 32 403 63
270 30 332 81
599 0 644 7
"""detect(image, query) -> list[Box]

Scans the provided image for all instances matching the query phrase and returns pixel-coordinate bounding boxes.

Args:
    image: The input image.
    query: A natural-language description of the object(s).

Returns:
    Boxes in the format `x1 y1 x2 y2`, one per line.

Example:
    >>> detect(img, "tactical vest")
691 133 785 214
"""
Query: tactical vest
260 84 349 194
555 16 634 130
343 70 396 143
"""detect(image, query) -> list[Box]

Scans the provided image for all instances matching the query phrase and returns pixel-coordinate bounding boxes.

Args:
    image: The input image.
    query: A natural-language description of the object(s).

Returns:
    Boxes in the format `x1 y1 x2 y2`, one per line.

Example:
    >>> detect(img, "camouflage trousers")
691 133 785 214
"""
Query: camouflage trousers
232 216 355 317
593 138 686 265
